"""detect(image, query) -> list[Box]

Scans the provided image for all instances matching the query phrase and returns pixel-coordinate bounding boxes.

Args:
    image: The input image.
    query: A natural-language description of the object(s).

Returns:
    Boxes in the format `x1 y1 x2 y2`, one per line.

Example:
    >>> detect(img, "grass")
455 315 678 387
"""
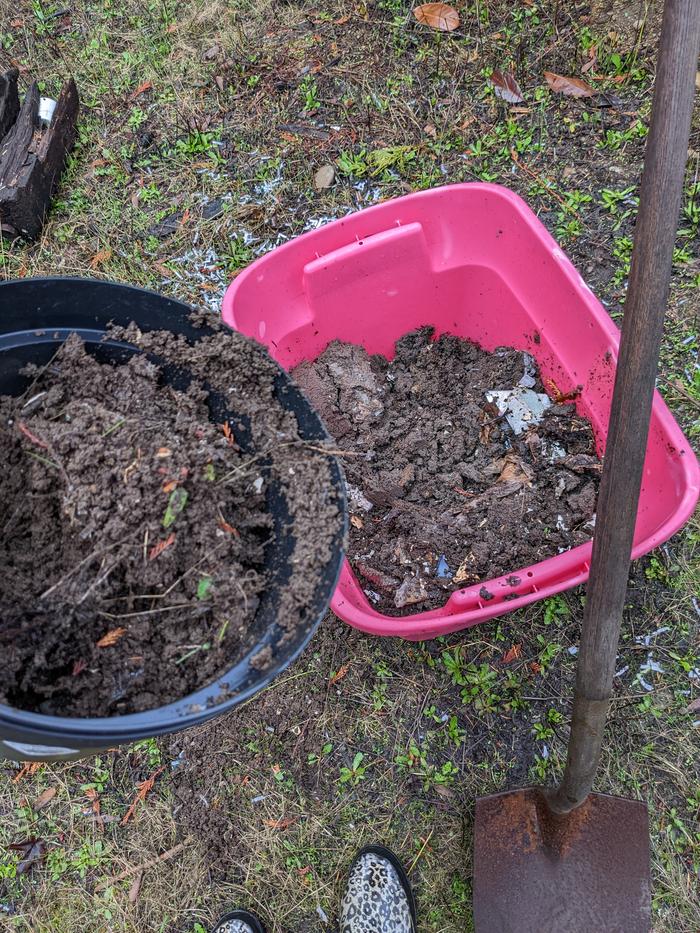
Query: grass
0 0 699 931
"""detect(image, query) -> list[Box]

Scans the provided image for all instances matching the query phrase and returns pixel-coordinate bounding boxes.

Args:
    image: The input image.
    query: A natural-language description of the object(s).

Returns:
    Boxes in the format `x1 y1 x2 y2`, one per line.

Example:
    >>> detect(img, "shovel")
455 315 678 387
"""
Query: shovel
472 1 700 930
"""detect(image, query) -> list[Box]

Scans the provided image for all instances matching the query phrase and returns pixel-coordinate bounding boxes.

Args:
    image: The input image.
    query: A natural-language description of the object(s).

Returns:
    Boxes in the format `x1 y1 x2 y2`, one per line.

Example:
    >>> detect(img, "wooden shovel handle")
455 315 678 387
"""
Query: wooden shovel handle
550 0 700 814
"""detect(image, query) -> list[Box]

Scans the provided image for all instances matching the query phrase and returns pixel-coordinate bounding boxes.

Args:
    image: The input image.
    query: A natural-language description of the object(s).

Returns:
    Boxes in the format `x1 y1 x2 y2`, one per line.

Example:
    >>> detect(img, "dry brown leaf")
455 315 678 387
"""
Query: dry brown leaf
97 627 126 648
413 3 459 32
581 45 597 74
13 762 41 783
491 69 525 104
350 514 364 529
544 71 595 98
33 787 56 811
128 869 144 905
218 520 240 536
497 453 533 486
121 767 164 826
502 644 522 664
329 663 350 685
222 421 235 446
156 447 171 458
162 479 178 493
89 247 112 270
129 80 152 101
85 787 101 827
262 817 296 830
685 697 700 713
149 533 176 560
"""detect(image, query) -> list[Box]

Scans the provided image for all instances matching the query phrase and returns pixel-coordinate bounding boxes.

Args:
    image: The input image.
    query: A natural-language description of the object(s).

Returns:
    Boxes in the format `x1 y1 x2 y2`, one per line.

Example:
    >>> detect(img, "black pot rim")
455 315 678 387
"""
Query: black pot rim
0 275 346 742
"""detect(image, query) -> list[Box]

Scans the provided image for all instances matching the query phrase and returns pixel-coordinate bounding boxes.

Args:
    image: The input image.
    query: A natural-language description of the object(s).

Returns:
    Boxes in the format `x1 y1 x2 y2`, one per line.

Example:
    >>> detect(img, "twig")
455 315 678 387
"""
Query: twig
98 604 191 621
95 841 187 890
407 829 434 873
40 538 131 600
25 450 60 470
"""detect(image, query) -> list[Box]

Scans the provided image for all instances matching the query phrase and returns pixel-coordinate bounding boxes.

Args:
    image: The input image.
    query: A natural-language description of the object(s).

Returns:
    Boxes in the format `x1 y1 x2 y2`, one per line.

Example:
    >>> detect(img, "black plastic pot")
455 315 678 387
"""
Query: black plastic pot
0 277 347 761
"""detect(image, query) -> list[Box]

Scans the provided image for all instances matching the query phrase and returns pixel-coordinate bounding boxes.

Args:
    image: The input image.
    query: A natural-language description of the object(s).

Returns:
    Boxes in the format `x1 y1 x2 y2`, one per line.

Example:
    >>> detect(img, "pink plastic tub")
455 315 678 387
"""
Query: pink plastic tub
222 183 700 641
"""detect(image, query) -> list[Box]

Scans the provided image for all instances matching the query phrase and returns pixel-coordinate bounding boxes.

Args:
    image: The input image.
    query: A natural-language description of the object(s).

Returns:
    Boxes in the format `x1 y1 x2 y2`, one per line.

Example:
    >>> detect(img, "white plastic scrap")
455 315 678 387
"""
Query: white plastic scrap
634 626 670 647
485 387 552 435
614 665 629 678
542 440 566 463
348 484 373 512
519 352 538 389
635 653 665 691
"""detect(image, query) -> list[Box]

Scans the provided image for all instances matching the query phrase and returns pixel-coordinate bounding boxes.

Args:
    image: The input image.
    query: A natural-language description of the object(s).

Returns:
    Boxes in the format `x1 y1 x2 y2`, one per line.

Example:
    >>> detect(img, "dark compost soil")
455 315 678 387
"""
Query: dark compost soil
293 327 600 614
0 325 343 717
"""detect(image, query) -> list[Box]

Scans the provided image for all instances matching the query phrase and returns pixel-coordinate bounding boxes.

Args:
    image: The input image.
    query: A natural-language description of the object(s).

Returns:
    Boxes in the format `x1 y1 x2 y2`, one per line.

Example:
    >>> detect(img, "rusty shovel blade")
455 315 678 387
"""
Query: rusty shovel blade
473 788 651 933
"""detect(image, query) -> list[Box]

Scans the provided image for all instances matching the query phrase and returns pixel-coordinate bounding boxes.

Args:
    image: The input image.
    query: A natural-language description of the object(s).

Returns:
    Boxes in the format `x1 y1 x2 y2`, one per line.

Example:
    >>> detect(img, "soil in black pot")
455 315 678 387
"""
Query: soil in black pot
293 327 600 615
0 324 343 716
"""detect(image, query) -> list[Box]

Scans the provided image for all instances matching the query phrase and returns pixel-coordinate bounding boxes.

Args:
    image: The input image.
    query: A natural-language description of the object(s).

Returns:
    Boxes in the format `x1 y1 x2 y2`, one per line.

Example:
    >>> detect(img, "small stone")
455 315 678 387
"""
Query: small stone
314 164 335 190
394 575 428 609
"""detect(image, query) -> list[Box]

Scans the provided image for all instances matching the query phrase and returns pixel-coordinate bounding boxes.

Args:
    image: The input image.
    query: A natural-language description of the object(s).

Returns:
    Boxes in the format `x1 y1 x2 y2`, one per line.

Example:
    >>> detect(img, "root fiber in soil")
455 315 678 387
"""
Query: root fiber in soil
293 327 600 615
0 324 343 717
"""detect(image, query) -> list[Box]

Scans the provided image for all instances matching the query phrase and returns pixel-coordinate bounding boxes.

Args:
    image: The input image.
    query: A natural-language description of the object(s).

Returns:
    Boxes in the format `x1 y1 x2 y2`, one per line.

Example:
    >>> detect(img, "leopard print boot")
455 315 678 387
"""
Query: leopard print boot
340 845 416 933
211 909 265 933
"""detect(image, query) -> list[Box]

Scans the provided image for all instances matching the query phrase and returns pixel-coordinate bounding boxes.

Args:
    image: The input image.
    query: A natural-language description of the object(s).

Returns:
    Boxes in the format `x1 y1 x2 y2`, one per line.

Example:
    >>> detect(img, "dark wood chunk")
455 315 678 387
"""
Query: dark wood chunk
0 78 79 239
0 69 20 141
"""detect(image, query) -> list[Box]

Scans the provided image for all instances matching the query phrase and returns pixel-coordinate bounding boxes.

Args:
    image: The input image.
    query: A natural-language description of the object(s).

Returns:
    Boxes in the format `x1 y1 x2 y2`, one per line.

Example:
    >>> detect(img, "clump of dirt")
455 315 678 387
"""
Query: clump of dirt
0 324 343 717
293 327 600 614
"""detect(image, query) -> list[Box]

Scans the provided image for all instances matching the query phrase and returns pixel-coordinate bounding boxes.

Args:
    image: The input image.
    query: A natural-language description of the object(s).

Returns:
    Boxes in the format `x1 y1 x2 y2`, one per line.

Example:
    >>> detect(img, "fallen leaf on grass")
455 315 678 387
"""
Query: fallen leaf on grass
89 247 112 270
149 532 176 560
9 838 46 874
263 817 297 830
329 664 350 685
581 46 597 74
685 697 700 713
529 661 542 675
13 762 41 783
33 788 56 811
413 3 459 31
502 644 522 664
85 787 101 824
129 80 153 100
491 69 525 104
162 479 178 493
97 627 126 648
121 767 164 826
128 869 144 905
544 71 595 98
314 164 336 191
